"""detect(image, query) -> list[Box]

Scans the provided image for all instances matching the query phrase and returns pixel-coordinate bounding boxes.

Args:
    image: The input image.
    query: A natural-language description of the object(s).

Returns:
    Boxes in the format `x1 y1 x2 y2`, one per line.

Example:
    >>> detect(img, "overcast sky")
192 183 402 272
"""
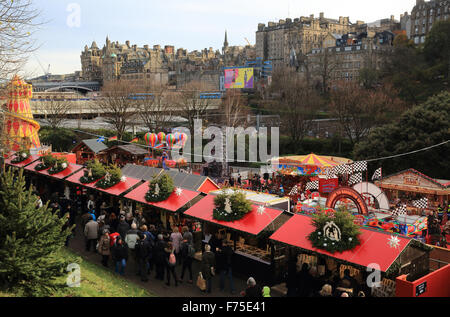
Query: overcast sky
23 0 417 77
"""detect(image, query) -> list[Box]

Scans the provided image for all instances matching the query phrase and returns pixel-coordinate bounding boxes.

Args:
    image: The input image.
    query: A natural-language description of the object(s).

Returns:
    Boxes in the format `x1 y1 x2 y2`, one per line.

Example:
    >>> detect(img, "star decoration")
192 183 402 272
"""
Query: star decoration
257 205 266 215
388 235 400 249
121 176 127 182
175 187 183 197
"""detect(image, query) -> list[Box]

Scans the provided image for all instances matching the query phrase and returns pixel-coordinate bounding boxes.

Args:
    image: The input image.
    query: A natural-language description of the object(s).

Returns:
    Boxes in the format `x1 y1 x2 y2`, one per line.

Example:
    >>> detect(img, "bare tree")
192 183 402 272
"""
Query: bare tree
35 98 71 128
270 67 321 145
174 81 213 135
216 89 249 128
138 83 175 132
96 80 137 140
0 0 42 80
330 81 406 146
308 46 341 95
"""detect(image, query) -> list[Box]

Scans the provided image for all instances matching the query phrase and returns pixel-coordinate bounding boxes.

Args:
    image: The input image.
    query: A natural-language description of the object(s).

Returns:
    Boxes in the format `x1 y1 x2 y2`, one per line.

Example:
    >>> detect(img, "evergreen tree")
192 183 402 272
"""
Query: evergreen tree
0 168 72 296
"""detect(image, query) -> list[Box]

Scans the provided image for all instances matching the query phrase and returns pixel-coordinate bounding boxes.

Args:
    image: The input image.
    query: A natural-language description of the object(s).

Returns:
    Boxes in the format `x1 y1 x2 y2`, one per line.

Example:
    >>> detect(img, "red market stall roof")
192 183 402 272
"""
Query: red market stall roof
270 214 412 272
5 154 40 168
24 161 83 180
184 195 284 236
65 169 99 189
124 182 200 212
94 177 142 196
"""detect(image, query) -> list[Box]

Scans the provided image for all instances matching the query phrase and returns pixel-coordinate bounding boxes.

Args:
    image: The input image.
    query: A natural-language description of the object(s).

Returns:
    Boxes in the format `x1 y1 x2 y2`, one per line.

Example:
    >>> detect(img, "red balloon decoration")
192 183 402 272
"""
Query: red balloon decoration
179 133 188 147
166 134 176 149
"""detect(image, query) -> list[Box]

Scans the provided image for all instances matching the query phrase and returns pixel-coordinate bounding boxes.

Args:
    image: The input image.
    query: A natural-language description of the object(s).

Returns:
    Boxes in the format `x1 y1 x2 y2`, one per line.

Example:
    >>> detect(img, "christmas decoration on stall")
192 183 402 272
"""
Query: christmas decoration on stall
387 235 401 249
3 76 42 152
213 190 253 222
145 174 174 202
95 165 122 189
35 154 57 171
307 210 362 253
80 160 107 184
10 149 30 164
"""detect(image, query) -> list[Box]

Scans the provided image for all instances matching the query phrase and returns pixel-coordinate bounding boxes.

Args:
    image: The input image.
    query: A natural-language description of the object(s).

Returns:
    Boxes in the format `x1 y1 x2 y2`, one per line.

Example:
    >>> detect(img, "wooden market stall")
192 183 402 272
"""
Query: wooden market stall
98 144 148 167
375 169 450 214
71 139 108 165
184 194 290 285
270 213 434 297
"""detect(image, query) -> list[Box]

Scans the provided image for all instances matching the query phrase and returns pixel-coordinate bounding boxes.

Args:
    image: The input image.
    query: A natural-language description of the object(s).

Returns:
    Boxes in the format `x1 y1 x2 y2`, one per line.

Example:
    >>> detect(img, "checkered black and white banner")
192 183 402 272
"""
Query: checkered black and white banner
372 168 382 181
305 181 319 191
391 204 407 217
289 185 298 196
412 198 428 209
353 161 368 172
349 172 363 185
326 167 337 179
334 165 346 175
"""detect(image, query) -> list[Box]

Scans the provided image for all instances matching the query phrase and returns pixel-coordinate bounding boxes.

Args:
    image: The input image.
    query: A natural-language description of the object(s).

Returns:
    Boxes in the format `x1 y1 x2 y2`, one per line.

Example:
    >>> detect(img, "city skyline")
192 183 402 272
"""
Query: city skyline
24 0 416 77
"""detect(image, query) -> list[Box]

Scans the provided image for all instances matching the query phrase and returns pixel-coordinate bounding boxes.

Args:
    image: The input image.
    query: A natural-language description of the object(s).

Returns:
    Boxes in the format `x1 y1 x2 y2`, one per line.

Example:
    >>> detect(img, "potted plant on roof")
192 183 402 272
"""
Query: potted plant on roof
80 160 106 184
11 149 31 164
95 164 122 189
213 190 252 222
35 154 57 171
145 174 174 202
307 207 362 254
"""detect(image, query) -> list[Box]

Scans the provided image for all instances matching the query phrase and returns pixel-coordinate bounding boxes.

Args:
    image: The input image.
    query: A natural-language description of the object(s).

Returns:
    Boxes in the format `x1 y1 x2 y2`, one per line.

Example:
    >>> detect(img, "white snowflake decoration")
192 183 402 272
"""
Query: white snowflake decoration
121 176 127 182
175 187 183 197
257 205 266 215
388 235 400 249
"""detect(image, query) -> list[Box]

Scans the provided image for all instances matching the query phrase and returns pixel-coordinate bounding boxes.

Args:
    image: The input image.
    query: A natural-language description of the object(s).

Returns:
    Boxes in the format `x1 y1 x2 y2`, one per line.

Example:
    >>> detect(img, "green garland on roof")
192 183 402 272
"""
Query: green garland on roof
307 209 362 254
145 174 174 202
80 160 106 184
48 157 69 175
11 150 30 164
95 165 122 189
35 154 56 171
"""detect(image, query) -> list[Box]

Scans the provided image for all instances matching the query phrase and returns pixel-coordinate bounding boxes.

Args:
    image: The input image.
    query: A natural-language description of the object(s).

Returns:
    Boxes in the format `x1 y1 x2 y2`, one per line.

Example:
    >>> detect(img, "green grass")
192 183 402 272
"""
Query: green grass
0 248 154 297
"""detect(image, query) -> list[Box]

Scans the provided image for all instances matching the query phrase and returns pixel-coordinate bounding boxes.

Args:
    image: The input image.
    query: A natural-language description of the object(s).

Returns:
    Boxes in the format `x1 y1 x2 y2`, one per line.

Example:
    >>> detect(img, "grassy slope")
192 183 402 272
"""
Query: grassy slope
0 248 154 297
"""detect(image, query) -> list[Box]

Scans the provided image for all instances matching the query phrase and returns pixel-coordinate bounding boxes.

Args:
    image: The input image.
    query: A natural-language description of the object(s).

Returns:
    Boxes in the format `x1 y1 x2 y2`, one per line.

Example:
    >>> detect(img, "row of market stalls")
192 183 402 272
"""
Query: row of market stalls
3 150 449 297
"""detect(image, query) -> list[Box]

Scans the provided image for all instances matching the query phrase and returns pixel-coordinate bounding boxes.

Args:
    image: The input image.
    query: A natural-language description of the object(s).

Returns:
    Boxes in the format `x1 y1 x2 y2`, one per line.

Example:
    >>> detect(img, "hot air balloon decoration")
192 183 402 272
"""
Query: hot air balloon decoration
166 134 176 149
156 132 166 148
178 133 188 147
148 133 157 148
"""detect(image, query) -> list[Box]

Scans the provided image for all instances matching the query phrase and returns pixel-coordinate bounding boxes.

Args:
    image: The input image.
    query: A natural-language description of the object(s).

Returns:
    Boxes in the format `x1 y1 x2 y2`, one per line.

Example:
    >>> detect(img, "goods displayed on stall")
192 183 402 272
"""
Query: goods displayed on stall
10 150 30 164
145 174 174 202
212 190 253 222
307 209 362 253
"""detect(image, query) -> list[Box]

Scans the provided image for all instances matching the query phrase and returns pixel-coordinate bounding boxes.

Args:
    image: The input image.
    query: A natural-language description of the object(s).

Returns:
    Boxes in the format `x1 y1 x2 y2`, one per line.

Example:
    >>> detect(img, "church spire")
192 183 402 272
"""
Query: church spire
224 30 229 48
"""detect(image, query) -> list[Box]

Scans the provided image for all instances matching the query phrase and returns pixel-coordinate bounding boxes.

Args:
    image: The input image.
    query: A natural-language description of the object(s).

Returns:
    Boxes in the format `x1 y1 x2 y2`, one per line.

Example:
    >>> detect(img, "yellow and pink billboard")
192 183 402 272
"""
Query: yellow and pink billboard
224 67 254 89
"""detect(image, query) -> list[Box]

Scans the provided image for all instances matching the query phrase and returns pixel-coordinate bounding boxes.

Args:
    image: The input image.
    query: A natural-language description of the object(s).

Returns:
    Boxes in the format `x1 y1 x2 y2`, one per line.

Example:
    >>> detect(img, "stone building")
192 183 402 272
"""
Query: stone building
410 0 450 44
256 13 363 71
304 31 394 86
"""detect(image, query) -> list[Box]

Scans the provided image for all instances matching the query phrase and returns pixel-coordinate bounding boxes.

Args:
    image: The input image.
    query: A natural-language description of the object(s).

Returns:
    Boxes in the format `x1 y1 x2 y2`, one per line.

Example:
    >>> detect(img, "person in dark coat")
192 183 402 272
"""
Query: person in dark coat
135 232 152 282
154 234 167 281
218 240 235 294
296 263 311 297
117 216 130 240
241 277 261 297
164 241 178 287
201 244 216 293
111 237 128 276
179 234 194 284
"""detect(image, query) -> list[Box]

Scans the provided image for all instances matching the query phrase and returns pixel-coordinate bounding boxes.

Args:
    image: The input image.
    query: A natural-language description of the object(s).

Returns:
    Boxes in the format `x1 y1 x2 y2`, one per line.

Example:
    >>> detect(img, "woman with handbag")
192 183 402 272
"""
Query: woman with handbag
201 244 216 294
97 229 111 267
165 241 178 287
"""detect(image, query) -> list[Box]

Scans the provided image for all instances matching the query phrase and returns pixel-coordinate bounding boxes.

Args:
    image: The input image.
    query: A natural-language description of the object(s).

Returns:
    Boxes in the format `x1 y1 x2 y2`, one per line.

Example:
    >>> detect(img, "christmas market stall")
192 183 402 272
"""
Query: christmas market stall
98 144 148 167
375 169 450 215
184 193 290 284
71 138 108 165
270 212 434 297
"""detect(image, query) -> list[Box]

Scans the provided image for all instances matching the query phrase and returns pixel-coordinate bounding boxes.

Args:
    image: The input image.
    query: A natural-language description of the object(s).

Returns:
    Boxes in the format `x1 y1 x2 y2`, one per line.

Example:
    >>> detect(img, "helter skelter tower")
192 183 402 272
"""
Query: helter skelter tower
3 75 42 152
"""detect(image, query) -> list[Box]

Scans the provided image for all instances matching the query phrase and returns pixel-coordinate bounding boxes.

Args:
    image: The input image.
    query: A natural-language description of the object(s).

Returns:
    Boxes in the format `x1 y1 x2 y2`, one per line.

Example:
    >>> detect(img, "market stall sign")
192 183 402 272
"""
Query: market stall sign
319 178 338 193
404 175 420 186
416 282 426 297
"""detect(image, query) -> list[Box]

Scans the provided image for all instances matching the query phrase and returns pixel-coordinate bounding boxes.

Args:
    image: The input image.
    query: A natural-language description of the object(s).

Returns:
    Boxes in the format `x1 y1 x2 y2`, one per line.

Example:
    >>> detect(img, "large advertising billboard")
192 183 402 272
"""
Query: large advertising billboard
224 67 254 89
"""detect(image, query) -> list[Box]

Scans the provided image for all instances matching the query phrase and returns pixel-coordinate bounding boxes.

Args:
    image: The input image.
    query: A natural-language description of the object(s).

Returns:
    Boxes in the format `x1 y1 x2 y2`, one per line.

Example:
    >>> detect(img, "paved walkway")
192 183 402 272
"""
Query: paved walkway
68 221 262 297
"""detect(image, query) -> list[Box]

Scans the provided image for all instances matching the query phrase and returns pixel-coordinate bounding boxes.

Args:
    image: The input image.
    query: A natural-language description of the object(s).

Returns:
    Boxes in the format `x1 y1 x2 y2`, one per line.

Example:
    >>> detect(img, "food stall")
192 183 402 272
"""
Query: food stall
184 194 290 285
270 213 433 297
